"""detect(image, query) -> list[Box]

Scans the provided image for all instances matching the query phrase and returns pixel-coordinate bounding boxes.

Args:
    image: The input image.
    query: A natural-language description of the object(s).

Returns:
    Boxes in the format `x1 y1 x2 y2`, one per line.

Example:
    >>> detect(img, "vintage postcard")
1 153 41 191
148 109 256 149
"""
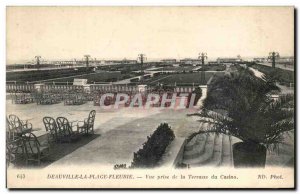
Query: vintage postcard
6 6 295 189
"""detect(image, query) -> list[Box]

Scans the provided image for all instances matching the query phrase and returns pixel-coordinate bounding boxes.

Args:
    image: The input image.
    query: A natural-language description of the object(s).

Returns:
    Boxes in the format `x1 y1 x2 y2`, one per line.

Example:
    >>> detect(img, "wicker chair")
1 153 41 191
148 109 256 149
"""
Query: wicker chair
77 110 96 134
8 114 32 137
56 117 80 143
6 136 24 167
7 117 16 140
43 117 59 143
22 132 50 165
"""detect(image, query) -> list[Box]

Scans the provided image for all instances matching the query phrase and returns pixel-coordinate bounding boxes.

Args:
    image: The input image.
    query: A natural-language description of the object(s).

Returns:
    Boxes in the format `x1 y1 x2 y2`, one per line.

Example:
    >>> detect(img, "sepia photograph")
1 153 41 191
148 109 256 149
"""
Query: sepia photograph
5 6 295 189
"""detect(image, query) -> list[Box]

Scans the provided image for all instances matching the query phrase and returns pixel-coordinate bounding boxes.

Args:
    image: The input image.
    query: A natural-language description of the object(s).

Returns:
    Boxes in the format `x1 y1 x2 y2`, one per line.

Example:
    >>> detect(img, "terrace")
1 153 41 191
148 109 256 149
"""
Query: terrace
6 97 293 169
6 98 199 168
6 63 293 169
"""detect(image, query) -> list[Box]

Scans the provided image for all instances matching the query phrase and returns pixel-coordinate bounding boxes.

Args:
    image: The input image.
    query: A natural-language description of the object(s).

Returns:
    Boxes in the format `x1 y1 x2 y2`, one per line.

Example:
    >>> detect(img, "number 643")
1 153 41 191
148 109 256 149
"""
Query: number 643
17 174 25 179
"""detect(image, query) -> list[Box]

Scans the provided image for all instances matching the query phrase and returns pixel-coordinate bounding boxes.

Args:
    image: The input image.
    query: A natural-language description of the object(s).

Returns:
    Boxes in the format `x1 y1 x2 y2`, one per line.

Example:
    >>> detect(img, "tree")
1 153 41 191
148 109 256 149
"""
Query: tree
188 68 294 166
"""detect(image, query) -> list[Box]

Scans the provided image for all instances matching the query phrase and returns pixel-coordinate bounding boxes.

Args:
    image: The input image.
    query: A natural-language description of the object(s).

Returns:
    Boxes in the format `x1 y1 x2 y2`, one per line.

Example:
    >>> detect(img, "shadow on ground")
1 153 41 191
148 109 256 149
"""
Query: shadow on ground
11 134 101 169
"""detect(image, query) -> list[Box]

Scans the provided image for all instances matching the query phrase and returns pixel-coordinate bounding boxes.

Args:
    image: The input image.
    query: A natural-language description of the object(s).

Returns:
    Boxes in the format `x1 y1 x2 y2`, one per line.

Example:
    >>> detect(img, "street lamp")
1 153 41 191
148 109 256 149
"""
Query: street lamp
268 52 280 68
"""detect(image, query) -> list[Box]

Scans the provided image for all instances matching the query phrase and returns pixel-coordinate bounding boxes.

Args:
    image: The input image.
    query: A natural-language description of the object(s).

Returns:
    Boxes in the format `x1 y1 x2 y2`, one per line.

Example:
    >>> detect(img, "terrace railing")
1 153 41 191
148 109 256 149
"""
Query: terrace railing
6 83 35 93
90 84 139 93
6 83 84 93
174 86 194 93
7 83 198 94
40 84 84 92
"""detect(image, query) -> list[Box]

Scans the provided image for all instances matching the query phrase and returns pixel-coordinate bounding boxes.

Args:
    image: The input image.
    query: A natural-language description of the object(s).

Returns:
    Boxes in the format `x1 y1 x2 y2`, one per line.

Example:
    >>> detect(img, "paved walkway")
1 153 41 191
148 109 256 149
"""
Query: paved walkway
45 108 198 167
7 100 199 168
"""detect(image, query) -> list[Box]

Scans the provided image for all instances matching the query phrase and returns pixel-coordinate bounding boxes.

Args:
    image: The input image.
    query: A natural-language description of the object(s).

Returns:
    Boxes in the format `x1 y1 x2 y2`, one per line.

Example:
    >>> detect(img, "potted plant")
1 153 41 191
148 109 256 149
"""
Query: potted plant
189 68 294 167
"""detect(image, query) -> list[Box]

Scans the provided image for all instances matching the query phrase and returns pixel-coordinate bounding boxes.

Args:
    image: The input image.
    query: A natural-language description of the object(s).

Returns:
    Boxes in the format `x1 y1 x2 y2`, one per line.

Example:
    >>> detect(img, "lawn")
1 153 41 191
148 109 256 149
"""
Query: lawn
198 64 226 71
98 64 153 72
249 63 294 86
39 71 135 84
147 64 226 72
6 68 137 84
145 72 223 86
148 66 195 72
7 67 94 82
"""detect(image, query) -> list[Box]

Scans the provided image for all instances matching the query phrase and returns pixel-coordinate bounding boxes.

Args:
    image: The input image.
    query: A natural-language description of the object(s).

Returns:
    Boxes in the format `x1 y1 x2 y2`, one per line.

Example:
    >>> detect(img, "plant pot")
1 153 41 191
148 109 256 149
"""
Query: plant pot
232 142 266 168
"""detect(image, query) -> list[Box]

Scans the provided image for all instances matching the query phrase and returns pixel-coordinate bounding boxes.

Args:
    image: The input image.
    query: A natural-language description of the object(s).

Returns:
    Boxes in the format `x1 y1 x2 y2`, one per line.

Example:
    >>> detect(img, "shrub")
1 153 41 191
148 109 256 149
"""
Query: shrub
131 123 175 168
199 68 294 145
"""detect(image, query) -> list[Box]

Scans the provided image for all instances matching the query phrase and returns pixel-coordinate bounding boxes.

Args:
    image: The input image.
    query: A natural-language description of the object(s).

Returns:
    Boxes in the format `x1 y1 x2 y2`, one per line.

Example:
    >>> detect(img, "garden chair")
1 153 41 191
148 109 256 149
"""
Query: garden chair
51 93 61 104
14 93 25 104
22 132 50 166
6 116 16 141
26 93 35 103
8 114 32 137
6 137 25 167
56 117 80 143
93 93 101 106
6 116 27 166
76 94 86 105
77 110 96 135
43 117 59 143
37 94 47 105
64 94 73 105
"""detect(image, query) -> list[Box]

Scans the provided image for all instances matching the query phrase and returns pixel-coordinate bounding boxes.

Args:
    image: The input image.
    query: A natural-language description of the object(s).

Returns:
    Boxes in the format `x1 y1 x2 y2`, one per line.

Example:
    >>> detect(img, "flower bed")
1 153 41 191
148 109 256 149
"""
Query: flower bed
130 123 175 168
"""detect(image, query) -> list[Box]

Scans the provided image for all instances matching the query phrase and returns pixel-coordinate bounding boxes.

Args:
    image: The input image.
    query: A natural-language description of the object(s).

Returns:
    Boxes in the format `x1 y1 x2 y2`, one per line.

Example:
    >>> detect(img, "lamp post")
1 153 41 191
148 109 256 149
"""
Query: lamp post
198 52 208 65
268 52 280 68
35 56 41 69
84 55 91 67
138 54 147 74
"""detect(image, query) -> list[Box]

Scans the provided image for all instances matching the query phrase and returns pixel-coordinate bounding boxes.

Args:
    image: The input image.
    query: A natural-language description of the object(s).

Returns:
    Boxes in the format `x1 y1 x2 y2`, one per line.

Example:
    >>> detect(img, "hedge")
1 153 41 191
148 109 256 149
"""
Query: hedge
130 123 175 168
247 63 294 86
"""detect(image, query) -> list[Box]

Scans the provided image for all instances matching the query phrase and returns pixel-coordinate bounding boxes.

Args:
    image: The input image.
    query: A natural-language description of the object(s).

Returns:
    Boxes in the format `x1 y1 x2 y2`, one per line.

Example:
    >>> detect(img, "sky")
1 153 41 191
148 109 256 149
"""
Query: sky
6 6 294 64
